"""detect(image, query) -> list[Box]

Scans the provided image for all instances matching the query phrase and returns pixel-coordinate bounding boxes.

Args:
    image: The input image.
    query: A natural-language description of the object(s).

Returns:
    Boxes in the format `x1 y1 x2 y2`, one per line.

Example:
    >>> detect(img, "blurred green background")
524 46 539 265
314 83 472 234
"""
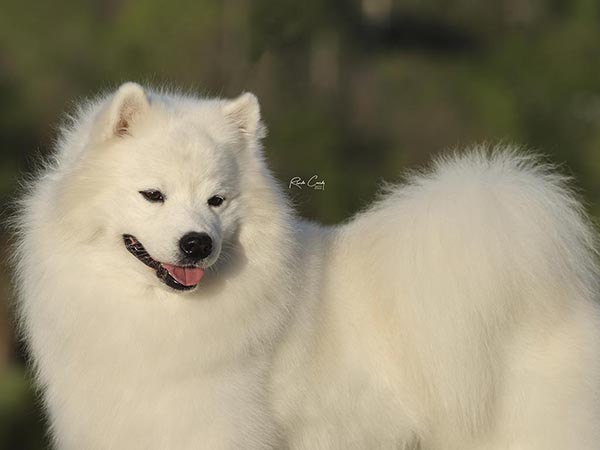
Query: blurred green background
1 0 600 448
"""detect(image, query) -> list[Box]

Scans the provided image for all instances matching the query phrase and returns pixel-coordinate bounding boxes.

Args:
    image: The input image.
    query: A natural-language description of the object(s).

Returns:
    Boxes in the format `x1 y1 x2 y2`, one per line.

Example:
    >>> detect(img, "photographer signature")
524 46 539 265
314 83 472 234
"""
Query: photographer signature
289 175 325 190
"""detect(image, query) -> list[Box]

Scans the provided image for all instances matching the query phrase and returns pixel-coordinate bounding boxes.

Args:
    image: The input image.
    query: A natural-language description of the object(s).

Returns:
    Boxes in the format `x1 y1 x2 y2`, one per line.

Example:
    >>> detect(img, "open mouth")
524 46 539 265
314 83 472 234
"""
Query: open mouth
122 234 204 291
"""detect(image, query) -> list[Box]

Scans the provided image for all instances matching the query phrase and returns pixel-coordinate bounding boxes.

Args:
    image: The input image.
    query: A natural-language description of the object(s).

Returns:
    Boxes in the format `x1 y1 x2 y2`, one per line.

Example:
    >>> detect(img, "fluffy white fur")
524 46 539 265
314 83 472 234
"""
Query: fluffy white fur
13 83 600 450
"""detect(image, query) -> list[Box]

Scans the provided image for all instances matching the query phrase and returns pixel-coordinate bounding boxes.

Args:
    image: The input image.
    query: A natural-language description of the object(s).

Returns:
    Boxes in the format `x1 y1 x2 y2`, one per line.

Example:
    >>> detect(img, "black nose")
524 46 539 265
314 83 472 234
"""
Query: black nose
179 232 213 260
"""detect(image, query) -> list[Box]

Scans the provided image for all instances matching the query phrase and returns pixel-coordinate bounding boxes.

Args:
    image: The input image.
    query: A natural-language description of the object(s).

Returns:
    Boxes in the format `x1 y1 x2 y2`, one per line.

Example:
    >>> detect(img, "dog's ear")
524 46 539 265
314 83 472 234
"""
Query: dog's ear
222 93 266 141
97 82 150 140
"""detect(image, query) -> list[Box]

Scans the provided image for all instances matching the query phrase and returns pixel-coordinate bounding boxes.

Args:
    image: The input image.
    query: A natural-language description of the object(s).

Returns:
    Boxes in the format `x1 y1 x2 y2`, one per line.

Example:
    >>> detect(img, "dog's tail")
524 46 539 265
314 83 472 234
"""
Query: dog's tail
334 145 600 443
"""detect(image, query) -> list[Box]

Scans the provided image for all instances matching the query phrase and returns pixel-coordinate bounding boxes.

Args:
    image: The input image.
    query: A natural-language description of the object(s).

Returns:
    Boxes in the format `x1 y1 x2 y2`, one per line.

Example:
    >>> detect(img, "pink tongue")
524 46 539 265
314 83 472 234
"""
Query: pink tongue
162 263 204 286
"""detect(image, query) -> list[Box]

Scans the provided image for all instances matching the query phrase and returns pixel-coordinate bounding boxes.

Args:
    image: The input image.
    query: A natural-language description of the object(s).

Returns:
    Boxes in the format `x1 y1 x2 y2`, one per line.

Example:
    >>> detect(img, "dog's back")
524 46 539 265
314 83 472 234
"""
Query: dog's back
272 147 600 449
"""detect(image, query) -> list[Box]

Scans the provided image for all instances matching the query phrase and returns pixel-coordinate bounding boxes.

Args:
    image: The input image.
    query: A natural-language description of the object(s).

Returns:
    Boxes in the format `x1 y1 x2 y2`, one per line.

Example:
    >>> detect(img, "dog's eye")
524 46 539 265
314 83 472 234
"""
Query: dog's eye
207 195 225 207
139 190 165 203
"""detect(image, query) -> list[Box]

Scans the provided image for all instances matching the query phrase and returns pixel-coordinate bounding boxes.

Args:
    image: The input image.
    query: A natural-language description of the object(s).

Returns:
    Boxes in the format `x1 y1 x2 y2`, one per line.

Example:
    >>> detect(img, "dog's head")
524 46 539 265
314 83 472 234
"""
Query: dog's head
58 83 273 293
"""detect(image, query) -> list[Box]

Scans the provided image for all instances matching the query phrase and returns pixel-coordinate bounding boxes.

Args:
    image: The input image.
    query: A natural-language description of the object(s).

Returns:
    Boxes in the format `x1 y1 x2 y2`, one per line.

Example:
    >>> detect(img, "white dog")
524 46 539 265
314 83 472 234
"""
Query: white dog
13 83 600 450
